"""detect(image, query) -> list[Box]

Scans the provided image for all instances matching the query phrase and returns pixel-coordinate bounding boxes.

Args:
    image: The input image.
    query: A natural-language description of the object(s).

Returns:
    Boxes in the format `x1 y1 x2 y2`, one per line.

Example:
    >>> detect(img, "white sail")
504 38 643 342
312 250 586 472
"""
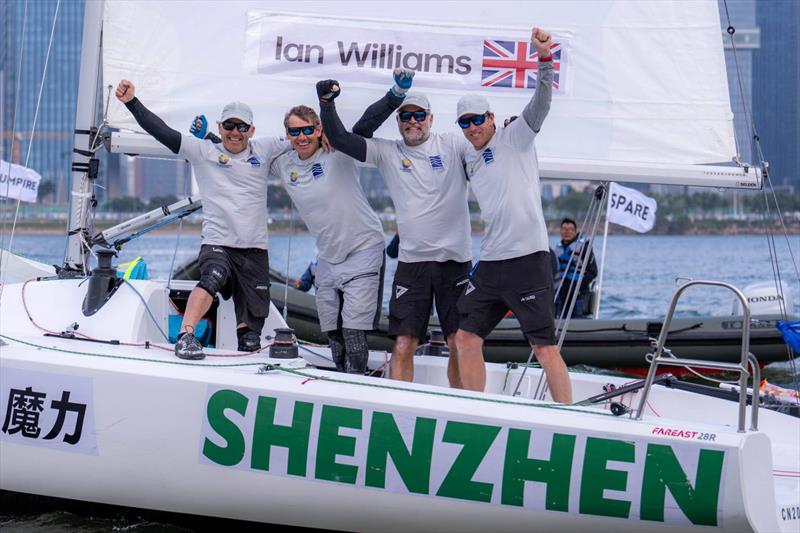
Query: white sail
102 1 754 187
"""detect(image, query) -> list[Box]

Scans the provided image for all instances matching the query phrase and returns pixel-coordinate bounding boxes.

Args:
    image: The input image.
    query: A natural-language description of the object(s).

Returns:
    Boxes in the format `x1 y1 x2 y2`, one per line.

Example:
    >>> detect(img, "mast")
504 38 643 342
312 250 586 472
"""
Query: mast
62 0 104 276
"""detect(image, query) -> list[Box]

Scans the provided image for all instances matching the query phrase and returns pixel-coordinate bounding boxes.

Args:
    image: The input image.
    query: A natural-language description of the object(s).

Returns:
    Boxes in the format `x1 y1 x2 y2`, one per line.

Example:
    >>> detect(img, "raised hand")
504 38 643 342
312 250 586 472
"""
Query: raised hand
531 27 553 58
190 115 208 139
115 80 135 103
316 79 340 103
391 68 415 98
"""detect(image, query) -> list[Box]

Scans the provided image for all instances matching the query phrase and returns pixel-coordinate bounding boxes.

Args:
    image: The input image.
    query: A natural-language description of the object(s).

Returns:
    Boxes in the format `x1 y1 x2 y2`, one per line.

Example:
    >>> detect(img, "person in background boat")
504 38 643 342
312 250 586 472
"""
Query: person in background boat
115 80 285 360
553 217 597 318
319 69 473 388
293 258 318 292
268 105 389 374
454 27 572 404
385 232 400 259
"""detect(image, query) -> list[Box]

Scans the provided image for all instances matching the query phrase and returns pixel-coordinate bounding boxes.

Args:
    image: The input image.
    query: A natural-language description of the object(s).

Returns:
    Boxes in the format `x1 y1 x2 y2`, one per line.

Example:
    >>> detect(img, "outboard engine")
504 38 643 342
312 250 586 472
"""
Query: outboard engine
732 281 794 315
82 249 123 316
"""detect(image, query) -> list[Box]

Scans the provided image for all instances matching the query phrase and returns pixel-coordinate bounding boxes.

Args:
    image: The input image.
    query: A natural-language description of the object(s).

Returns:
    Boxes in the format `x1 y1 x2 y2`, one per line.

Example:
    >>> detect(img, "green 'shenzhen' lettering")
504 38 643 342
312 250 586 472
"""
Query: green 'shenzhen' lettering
251 396 313 476
641 444 724 526
365 411 436 494
315 405 361 484
202 391 725 526
436 421 500 502
501 429 574 510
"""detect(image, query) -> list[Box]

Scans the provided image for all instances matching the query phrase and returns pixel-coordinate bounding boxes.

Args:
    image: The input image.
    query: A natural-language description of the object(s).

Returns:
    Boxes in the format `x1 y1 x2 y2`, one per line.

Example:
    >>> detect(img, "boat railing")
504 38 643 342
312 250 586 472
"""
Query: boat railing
635 280 759 432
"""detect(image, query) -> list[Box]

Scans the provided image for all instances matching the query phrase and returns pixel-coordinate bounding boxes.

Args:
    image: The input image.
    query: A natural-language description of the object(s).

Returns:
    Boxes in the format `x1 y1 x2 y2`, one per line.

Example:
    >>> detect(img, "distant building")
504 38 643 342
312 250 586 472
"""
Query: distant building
1 0 85 203
718 0 759 166
753 0 799 189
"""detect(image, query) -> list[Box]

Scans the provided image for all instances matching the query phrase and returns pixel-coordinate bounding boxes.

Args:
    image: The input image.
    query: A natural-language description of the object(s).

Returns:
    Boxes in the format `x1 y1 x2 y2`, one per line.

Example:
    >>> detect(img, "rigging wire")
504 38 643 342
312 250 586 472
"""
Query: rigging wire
721 0 796 392
283 201 296 322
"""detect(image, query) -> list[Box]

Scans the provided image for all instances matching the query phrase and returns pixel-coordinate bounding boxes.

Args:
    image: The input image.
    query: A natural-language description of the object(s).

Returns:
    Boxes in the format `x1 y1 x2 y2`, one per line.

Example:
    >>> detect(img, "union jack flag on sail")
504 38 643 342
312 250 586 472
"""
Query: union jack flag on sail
481 39 562 91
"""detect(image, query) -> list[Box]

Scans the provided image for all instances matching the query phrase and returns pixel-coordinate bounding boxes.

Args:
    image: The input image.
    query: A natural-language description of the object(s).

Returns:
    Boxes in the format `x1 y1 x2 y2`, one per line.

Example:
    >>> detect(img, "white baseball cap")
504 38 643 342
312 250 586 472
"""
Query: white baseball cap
220 101 254 125
456 94 491 120
397 93 431 112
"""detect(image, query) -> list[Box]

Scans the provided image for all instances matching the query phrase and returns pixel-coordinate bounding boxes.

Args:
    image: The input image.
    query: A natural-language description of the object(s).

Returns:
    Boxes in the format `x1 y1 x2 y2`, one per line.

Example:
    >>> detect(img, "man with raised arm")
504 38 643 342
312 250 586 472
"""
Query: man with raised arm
318 70 472 388
268 105 388 374
453 28 573 403
115 80 285 360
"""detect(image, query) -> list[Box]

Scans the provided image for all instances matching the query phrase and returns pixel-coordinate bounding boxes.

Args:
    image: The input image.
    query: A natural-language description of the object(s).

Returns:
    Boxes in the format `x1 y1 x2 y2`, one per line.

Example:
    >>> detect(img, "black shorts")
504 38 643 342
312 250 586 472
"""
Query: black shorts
457 251 556 346
197 245 271 332
388 260 472 341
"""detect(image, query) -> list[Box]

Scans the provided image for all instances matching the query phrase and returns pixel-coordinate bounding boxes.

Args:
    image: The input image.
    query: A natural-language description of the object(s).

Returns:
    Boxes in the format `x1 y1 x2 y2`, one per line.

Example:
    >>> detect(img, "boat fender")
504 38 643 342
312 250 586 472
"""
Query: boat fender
270 328 299 359
82 249 123 316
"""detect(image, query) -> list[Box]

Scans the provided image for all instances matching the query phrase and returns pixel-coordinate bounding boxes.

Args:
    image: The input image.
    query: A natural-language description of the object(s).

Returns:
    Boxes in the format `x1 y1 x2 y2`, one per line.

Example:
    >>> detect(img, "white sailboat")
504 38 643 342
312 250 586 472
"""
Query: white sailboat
1 1 798 531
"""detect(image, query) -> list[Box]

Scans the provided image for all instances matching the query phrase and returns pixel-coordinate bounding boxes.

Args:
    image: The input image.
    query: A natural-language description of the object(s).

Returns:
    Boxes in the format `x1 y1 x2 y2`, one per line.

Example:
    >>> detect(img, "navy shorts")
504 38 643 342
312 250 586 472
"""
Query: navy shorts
457 251 556 346
197 245 270 332
388 260 472 341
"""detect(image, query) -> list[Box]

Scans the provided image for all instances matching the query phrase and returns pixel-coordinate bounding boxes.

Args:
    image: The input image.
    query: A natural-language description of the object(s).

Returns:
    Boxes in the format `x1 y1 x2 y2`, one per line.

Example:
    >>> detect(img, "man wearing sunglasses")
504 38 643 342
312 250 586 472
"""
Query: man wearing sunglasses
318 69 472 388
453 27 573 404
269 105 391 375
116 80 286 360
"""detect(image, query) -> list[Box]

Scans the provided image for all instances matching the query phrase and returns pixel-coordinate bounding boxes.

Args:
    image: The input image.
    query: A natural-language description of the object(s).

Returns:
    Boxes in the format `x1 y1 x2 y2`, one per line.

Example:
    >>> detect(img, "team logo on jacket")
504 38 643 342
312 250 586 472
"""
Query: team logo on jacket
289 171 299 184
429 155 444 171
311 163 324 179
217 153 231 167
481 148 495 165
400 158 412 172
246 155 261 167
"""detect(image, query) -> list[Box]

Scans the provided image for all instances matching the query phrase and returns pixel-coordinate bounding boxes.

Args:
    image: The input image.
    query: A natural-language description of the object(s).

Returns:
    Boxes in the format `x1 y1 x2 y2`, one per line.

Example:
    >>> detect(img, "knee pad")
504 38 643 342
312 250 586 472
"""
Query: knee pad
342 328 368 374
197 263 229 297
327 330 346 372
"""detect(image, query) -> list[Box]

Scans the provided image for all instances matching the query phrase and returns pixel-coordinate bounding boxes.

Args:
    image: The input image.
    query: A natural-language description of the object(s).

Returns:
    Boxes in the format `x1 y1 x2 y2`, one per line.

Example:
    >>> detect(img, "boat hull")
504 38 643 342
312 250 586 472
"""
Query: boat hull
2 279 796 532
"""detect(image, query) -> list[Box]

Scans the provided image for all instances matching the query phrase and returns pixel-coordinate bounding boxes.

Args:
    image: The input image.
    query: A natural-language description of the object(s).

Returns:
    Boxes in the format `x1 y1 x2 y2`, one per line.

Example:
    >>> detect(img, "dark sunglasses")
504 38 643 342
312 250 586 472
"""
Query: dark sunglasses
457 113 488 129
287 125 316 137
221 121 251 133
398 110 428 123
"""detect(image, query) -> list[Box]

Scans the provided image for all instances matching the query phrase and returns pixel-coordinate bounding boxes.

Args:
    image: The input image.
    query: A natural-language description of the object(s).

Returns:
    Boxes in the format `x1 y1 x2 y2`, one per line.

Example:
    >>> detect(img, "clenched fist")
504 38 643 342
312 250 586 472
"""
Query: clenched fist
316 79 341 103
115 80 135 103
531 27 552 58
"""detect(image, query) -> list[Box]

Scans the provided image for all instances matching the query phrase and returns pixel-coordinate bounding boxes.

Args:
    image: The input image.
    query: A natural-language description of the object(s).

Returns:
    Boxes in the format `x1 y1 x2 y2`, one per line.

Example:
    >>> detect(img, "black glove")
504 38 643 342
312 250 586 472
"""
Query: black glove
316 79 340 103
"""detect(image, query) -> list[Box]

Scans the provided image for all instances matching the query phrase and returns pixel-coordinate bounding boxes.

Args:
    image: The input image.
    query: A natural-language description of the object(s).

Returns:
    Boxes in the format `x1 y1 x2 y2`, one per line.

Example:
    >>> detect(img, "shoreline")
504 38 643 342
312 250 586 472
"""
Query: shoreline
4 222 797 237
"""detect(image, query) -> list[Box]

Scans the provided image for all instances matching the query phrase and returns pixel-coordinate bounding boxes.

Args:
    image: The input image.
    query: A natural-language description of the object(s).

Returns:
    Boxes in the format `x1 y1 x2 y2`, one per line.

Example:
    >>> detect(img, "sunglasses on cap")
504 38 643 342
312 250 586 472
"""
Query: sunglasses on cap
221 120 251 133
398 110 428 123
457 113 489 129
287 125 316 137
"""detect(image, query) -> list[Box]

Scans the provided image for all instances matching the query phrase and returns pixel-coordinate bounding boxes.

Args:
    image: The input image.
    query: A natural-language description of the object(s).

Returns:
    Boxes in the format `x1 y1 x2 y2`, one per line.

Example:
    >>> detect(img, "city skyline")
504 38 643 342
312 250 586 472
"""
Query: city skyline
1 0 797 207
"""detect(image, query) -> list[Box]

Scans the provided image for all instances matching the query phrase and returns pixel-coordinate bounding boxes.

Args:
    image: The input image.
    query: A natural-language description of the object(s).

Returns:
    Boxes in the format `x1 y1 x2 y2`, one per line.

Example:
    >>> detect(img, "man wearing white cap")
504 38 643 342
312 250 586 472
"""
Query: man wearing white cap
319 70 472 388
115 80 286 360
453 27 573 403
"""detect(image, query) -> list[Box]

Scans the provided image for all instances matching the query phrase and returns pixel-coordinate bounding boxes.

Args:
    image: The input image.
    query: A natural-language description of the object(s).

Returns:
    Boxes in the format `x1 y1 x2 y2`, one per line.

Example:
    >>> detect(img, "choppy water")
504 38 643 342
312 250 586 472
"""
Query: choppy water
1 231 798 531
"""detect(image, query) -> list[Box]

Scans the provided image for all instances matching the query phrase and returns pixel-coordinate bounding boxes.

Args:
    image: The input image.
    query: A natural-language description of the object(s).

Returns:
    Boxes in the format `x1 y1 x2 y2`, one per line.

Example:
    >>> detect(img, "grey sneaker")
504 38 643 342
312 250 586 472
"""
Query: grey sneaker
175 333 205 360
238 330 262 352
